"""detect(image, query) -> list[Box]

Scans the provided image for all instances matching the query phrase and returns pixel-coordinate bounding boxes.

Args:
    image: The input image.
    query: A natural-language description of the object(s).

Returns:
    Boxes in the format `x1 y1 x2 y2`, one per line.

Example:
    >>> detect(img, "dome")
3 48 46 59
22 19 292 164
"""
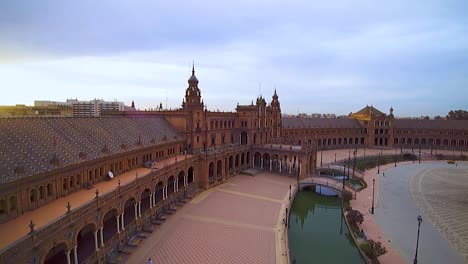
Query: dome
188 63 199 84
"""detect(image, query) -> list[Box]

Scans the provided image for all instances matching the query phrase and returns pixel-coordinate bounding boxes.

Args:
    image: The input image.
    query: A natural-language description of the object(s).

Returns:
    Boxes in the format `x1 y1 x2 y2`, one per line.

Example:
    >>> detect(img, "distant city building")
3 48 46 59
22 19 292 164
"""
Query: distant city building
66 99 125 117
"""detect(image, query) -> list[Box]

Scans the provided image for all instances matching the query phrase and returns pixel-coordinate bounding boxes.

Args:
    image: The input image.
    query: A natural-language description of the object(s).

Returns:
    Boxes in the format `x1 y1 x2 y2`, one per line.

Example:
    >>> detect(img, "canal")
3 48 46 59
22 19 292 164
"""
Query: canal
288 190 363 263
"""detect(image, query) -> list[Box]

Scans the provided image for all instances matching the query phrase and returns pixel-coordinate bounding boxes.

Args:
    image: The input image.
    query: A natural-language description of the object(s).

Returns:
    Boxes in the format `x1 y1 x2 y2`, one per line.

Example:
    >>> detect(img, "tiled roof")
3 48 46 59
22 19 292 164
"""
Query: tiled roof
394 119 468 130
282 117 362 129
353 105 386 116
0 117 182 184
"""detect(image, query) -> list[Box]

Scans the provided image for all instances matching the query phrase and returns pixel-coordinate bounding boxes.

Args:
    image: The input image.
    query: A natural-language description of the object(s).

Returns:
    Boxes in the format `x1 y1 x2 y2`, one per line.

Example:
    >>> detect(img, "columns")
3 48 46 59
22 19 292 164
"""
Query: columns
73 246 78 264
116 215 120 234
175 180 178 192
279 159 282 172
100 227 104 248
261 158 264 169
252 157 255 167
270 160 272 171
121 212 125 230
152 192 156 206
138 201 142 217
149 193 153 208
134 204 138 220
66 250 71 264
93 230 99 251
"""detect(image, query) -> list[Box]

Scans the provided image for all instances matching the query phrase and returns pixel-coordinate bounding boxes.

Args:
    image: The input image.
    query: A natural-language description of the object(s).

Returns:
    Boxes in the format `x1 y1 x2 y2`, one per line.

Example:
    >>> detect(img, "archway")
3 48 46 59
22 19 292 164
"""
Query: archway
103 208 118 244
141 189 151 214
167 176 175 195
241 131 248 145
241 153 245 165
77 223 96 263
188 167 194 184
208 162 215 183
216 160 223 180
246 152 250 165
235 154 239 168
263 153 270 169
123 198 136 228
44 242 68 264
254 152 261 167
229 156 233 170
178 170 185 190
155 182 164 205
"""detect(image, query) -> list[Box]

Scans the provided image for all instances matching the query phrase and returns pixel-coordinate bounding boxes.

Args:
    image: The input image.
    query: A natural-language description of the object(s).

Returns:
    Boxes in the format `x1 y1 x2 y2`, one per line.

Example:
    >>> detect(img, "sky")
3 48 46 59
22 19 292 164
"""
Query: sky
0 0 467 117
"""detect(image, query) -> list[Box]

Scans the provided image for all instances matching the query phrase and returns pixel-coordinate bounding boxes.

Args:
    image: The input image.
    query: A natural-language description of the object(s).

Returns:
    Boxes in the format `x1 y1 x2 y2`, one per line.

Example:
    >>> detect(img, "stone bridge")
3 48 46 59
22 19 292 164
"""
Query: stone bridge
299 176 357 199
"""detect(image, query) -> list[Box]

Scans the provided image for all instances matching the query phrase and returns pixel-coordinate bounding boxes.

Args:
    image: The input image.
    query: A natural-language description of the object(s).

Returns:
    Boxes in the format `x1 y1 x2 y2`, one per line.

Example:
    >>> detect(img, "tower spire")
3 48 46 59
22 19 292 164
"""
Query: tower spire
192 60 195 75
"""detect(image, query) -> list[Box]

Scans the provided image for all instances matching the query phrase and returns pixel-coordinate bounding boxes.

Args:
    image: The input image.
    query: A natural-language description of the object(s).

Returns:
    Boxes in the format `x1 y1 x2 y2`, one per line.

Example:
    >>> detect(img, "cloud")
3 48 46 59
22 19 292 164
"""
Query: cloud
0 0 467 116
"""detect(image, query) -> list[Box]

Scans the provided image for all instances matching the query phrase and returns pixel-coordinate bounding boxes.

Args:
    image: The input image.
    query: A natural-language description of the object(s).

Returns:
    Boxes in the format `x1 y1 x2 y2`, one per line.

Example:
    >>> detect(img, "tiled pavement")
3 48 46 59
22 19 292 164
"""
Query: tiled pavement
126 173 295 264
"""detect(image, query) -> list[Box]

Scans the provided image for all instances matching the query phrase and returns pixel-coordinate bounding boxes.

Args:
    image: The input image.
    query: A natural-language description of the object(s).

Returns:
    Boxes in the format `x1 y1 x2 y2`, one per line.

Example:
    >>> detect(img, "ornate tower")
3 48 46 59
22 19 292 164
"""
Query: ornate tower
183 63 204 111
270 89 282 140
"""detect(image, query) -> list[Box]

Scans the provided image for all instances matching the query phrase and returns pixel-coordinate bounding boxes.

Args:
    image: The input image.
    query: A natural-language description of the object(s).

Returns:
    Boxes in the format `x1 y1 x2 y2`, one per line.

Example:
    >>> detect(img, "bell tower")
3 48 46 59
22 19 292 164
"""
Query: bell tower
183 63 204 110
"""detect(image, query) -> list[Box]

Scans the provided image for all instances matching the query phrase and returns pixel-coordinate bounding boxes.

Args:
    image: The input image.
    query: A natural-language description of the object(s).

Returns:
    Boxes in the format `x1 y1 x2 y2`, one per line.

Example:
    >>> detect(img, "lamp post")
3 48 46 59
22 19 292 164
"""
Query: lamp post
320 149 323 167
418 147 421 163
413 215 423 264
335 152 336 162
377 153 380 174
394 147 397 167
371 178 375 214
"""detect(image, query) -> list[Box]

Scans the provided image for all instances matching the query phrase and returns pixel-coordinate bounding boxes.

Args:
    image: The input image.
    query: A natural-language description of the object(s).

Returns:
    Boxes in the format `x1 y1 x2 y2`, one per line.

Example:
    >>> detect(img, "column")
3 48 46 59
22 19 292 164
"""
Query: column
121 212 125 230
279 160 282 172
94 230 99 251
116 215 120 234
66 250 71 264
261 158 264 169
299 162 301 176
176 180 178 192
138 202 142 217
289 160 292 174
73 246 78 264
149 194 153 208
100 227 104 248
152 192 156 206
134 204 138 220
252 157 255 167
270 160 272 170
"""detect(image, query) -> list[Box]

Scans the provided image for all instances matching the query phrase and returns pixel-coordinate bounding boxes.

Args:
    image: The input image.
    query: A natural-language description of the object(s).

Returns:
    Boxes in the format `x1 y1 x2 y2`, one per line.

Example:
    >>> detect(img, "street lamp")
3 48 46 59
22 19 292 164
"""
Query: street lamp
335 152 336 162
320 149 323 167
377 153 380 174
371 178 375 214
413 215 423 264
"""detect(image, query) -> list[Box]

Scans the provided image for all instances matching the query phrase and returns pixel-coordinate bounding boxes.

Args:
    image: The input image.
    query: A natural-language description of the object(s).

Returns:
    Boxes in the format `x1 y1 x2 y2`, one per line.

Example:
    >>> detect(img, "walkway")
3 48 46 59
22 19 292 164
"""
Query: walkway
0 154 191 250
126 173 295 264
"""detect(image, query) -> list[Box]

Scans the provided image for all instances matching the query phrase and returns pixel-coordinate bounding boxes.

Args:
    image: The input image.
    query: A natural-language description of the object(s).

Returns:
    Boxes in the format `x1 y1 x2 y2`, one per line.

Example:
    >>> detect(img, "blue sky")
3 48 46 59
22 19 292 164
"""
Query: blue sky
0 0 467 116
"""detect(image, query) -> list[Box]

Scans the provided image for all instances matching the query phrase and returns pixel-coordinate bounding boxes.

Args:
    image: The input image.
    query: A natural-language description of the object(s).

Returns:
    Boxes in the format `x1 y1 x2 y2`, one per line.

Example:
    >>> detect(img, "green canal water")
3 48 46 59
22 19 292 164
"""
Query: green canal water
288 191 363 264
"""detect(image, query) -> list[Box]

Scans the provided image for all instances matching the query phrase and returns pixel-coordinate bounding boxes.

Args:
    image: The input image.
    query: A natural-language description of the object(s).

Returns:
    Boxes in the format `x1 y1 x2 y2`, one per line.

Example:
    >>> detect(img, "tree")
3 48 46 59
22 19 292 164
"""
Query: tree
347 209 364 225
361 239 387 260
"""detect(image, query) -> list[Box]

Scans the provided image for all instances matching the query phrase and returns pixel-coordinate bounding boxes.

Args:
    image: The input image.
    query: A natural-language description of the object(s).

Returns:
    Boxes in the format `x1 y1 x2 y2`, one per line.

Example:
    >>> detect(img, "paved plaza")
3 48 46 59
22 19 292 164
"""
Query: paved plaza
376 162 466 264
126 173 295 264
410 163 468 262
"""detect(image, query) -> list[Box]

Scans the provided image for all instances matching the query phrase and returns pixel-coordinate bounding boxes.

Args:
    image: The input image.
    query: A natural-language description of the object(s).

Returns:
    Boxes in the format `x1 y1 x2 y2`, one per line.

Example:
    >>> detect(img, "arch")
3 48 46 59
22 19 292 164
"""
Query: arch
39 186 45 199
451 139 456 147
178 170 185 190
394 138 399 145
436 139 441 146
332 138 336 146
208 162 215 183
360 137 365 145
254 152 261 167
167 176 175 195
459 140 465 148
414 138 419 145
241 153 245 165
9 196 16 211
344 138 348 145
246 152 250 165
263 153 270 169
155 182 164 204
123 197 136 228
216 160 223 180
188 167 194 184
77 223 97 263
401 138 406 144
30 188 36 203
241 131 248 145
355 137 359 144
47 183 53 197
140 188 151 214
102 208 118 244
235 154 239 167
421 138 427 145
443 139 449 147
338 138 342 145
0 199 5 215
229 156 233 170
379 138 383 145
43 241 70 264
408 138 413 145
327 138 331 146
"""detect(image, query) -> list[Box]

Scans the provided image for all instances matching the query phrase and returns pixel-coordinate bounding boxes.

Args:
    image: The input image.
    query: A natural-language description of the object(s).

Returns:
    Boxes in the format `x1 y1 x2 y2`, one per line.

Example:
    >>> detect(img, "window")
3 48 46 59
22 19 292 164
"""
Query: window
47 184 53 196
197 136 200 143
30 189 36 203
9 196 16 211
39 186 44 199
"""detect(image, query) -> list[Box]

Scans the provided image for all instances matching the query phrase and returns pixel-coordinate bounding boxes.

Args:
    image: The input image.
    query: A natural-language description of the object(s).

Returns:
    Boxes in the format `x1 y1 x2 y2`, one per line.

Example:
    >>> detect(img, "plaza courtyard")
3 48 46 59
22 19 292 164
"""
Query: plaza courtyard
126 172 295 264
